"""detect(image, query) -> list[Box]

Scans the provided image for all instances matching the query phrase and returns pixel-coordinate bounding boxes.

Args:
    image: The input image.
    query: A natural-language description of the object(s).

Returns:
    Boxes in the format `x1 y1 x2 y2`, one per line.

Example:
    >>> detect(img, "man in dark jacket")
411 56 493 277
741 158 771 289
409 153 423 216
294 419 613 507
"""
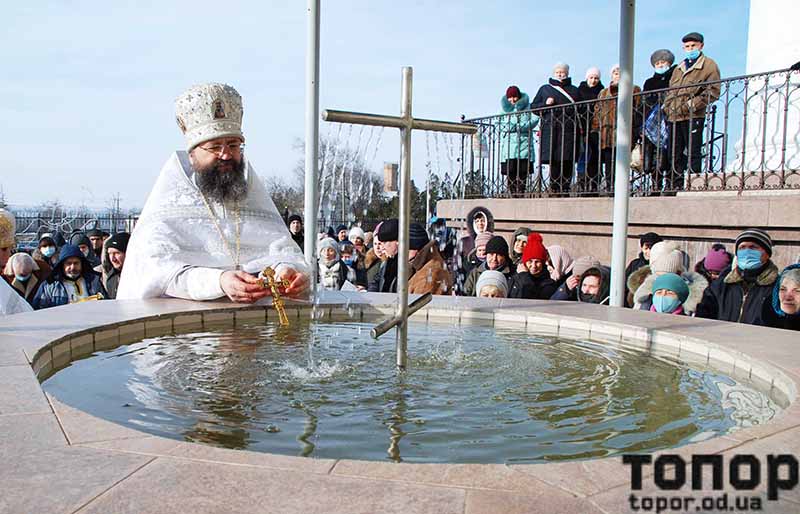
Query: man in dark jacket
86 228 108 261
96 232 130 299
369 219 399 293
287 214 304 252
463 235 515 297
335 224 349 243
696 228 779 325
72 234 101 268
32 244 106 309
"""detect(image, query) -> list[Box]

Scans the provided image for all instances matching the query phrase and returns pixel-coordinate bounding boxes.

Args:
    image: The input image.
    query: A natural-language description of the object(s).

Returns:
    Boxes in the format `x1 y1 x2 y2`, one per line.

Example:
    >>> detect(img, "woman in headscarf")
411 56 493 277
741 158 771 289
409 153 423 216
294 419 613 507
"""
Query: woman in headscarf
4 253 41 305
761 264 800 331
531 62 582 194
546 245 574 289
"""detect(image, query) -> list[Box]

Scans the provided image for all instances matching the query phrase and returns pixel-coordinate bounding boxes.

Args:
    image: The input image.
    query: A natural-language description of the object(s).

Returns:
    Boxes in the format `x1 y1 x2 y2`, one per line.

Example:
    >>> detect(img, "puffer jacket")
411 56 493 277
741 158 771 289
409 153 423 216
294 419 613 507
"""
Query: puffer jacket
664 54 721 122
499 92 539 162
32 245 105 310
508 271 557 300
695 259 779 325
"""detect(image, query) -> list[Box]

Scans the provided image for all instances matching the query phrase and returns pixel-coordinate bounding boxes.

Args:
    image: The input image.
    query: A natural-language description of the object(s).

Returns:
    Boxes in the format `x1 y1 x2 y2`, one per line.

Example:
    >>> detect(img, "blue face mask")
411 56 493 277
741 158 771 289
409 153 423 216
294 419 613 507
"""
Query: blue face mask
42 246 56 258
342 257 354 266
654 66 669 75
653 295 682 313
15 274 31 282
686 49 701 60
737 249 763 270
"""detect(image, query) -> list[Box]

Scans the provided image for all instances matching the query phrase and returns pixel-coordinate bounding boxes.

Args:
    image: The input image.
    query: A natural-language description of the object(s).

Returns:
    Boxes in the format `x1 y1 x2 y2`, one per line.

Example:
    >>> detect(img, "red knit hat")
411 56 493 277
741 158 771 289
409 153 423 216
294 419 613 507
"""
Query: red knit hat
522 232 547 262
506 85 521 99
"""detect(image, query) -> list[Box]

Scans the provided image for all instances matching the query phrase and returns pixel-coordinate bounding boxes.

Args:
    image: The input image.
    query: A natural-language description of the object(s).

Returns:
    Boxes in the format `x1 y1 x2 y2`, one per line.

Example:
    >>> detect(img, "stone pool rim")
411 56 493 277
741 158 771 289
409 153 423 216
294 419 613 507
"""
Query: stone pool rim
3 291 800 513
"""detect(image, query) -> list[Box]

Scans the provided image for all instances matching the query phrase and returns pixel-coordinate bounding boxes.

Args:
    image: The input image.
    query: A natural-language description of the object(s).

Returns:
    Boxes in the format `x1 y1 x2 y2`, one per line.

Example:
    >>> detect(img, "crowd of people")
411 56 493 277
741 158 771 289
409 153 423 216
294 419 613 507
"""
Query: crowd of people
290 207 798 332
1 78 796 335
496 31 721 196
0 210 131 310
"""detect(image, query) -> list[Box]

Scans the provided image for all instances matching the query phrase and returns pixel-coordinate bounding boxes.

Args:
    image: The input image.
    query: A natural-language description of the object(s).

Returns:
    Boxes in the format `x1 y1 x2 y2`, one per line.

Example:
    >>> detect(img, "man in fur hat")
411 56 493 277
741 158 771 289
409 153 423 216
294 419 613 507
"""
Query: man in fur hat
118 83 308 302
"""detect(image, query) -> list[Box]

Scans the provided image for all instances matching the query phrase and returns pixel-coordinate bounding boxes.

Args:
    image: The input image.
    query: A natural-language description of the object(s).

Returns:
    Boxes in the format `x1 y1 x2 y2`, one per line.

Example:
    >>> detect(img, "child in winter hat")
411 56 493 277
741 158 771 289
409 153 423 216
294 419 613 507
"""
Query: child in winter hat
651 273 690 315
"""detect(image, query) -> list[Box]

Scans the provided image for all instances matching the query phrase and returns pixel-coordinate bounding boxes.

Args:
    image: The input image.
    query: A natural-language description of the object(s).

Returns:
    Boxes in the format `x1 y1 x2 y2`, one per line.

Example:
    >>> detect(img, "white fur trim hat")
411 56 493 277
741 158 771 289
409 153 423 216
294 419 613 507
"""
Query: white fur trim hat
348 226 366 242
175 83 244 150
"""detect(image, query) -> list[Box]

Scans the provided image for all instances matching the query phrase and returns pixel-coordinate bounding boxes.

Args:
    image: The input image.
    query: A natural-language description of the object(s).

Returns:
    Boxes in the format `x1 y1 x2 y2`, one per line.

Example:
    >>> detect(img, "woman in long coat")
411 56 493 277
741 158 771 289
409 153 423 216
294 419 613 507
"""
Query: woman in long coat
591 64 642 194
531 63 582 194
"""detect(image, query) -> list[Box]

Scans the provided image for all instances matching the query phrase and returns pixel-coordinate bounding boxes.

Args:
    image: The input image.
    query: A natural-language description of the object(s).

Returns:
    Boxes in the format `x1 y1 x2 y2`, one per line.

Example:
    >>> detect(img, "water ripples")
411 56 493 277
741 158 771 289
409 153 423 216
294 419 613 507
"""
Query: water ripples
42 320 780 463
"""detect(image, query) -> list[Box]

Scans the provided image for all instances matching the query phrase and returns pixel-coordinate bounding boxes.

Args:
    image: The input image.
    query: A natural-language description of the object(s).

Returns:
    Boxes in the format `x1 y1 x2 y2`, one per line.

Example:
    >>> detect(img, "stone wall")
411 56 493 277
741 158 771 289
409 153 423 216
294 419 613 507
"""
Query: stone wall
437 192 800 269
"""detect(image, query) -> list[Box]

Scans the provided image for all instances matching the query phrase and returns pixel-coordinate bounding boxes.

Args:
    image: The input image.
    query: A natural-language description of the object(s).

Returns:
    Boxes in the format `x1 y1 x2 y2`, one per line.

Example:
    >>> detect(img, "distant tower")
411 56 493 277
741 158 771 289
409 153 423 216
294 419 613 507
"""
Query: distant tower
730 0 800 174
383 162 398 193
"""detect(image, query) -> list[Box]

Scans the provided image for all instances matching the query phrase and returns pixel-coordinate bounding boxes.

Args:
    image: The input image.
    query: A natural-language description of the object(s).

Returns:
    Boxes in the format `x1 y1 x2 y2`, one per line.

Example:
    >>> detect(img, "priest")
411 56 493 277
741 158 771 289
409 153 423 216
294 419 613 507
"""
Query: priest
118 83 309 303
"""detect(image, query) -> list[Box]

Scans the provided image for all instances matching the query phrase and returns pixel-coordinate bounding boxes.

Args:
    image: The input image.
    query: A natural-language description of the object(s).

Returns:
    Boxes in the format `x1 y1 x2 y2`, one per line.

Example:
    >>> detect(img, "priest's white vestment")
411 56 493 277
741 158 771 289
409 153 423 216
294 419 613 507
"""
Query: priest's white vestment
117 152 306 300
0 279 33 315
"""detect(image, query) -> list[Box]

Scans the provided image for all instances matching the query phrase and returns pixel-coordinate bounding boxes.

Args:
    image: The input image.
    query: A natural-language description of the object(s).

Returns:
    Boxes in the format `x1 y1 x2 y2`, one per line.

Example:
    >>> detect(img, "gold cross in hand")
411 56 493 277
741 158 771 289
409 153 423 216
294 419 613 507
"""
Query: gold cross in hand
261 266 291 326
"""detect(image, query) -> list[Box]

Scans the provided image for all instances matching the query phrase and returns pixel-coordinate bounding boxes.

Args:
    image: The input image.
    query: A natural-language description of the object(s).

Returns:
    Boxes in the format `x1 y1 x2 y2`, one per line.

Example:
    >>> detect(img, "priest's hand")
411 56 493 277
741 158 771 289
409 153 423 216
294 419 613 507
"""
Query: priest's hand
220 271 271 303
276 266 310 299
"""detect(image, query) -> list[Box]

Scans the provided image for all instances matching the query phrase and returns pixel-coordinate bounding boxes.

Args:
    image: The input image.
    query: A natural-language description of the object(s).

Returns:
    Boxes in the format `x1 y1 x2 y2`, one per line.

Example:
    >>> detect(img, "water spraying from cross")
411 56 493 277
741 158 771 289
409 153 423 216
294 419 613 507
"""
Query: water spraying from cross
322 66 477 369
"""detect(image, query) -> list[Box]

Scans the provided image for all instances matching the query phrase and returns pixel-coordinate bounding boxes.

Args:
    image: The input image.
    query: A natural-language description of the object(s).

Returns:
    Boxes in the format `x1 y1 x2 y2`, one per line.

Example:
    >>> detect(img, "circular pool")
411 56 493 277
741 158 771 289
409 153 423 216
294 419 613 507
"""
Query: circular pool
42 316 779 463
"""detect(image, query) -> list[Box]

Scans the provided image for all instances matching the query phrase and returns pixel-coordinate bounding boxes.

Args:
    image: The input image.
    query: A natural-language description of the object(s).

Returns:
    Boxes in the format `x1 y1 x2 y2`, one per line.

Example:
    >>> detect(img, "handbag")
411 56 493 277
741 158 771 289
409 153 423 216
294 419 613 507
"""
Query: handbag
644 104 669 149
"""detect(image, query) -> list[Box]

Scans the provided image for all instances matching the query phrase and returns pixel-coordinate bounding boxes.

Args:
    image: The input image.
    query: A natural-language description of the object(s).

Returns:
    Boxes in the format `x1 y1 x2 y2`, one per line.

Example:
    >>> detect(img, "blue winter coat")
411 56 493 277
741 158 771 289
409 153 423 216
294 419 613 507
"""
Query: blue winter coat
499 93 539 162
32 244 106 310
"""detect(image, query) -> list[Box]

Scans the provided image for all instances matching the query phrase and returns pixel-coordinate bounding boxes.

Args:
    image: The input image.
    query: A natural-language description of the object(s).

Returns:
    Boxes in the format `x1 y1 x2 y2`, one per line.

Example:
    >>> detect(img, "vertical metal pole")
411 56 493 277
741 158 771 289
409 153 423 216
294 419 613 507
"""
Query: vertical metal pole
609 0 635 307
304 0 320 289
396 66 413 369
425 169 431 231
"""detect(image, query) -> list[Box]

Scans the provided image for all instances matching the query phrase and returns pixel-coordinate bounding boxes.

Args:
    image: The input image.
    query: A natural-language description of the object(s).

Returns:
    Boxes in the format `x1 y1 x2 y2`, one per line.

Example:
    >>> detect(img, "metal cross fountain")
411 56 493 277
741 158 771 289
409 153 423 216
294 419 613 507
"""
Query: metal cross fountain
323 66 477 369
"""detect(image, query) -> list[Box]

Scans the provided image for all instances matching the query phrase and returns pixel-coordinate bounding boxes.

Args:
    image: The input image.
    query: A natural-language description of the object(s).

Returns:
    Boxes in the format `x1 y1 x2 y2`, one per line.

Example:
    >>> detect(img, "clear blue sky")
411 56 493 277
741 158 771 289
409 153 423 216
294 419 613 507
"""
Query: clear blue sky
0 1 750 210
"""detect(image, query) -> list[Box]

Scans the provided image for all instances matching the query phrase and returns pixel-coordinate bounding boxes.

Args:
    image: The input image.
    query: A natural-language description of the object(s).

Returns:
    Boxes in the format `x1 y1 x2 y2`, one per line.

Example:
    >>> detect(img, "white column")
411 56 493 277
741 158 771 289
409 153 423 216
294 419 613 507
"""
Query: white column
730 0 800 174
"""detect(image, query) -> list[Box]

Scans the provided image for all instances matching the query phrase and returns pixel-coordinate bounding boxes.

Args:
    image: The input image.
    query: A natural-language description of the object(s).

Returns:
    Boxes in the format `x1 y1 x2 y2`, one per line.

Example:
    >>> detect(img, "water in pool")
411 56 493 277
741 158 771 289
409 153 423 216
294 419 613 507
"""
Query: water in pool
43 319 779 463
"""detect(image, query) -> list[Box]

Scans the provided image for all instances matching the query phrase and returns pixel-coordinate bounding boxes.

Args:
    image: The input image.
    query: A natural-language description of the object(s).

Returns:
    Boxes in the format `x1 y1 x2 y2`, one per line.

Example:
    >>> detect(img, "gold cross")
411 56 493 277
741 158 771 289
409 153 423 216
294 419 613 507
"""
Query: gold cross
74 293 104 303
261 266 291 326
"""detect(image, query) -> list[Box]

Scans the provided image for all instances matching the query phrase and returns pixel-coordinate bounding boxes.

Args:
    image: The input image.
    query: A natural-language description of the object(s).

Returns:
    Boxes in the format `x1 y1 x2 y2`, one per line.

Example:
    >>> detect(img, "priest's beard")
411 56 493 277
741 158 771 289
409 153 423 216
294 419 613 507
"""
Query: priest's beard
195 158 248 203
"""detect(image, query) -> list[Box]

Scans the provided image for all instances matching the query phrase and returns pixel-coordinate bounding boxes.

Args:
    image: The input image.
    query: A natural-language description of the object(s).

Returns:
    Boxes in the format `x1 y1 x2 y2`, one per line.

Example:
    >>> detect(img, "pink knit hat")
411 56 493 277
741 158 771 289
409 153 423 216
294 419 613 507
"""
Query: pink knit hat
703 248 731 272
475 231 494 249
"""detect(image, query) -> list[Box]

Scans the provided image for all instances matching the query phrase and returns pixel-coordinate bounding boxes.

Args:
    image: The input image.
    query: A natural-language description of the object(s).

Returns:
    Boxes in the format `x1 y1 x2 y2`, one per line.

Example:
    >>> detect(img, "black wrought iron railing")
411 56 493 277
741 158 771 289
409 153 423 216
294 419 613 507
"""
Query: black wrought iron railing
455 67 800 198
13 212 139 250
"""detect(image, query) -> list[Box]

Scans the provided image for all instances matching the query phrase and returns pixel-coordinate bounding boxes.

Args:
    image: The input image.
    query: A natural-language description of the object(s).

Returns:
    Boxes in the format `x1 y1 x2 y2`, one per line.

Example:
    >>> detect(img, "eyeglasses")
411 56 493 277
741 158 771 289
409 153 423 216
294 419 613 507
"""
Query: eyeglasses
197 142 245 156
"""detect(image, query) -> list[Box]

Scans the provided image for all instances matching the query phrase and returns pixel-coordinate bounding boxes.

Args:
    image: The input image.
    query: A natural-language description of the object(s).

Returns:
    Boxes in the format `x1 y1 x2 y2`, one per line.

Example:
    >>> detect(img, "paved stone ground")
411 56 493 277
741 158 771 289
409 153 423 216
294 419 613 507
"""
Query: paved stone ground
1 293 799 513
